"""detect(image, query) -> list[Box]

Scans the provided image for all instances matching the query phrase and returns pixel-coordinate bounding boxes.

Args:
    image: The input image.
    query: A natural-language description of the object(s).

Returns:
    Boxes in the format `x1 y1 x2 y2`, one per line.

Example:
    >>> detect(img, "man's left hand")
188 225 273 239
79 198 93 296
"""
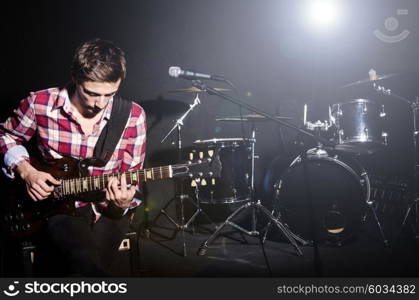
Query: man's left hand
106 173 136 209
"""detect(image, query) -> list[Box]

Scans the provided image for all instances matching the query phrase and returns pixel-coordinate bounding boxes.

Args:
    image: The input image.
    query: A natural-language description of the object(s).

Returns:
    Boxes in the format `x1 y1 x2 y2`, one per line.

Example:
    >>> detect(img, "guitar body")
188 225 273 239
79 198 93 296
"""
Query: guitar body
1 155 221 240
1 157 89 240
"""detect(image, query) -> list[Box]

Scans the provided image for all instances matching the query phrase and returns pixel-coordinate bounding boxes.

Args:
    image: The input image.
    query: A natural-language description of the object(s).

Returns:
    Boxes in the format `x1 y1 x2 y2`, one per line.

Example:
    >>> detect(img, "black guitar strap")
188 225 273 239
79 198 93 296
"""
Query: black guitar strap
82 96 132 168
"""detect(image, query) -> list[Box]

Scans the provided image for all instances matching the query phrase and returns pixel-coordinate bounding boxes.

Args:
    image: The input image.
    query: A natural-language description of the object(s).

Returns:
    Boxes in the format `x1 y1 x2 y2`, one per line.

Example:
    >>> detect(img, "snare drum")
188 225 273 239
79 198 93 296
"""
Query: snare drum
331 99 387 154
189 138 251 204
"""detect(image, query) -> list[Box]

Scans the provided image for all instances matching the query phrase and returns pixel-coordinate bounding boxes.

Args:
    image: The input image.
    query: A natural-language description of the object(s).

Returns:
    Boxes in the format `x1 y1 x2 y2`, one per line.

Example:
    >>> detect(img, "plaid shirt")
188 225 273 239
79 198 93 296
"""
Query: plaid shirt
0 87 146 214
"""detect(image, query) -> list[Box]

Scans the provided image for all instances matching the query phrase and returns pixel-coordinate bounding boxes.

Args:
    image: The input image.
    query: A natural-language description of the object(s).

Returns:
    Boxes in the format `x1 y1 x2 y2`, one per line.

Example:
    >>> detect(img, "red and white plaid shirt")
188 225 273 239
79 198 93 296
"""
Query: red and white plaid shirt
0 87 146 214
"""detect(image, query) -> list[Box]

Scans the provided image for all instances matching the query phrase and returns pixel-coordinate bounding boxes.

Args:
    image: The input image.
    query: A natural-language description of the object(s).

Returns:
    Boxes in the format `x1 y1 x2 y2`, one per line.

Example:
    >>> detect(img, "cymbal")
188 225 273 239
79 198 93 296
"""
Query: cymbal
216 114 292 122
341 72 400 88
137 98 189 116
168 87 230 93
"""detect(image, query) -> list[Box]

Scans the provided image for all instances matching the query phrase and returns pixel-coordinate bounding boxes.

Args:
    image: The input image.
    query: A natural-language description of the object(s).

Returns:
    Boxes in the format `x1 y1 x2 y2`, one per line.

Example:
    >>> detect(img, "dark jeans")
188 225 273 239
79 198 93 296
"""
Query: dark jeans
34 205 129 277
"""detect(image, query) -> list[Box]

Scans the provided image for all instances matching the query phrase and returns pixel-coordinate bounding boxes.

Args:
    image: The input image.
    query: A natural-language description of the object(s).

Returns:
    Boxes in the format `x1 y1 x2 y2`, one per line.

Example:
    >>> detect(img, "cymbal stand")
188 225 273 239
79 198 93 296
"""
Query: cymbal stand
197 119 303 256
373 82 419 239
149 93 214 256
400 96 419 239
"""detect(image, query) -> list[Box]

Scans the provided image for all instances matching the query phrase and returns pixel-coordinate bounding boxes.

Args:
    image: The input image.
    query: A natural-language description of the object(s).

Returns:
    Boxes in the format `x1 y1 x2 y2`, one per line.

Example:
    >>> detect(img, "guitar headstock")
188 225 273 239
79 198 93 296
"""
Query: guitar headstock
172 154 222 180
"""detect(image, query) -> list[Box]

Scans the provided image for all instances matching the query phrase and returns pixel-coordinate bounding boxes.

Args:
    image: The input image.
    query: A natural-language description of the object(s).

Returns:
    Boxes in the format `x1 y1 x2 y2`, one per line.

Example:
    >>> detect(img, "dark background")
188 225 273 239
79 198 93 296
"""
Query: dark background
1 0 418 218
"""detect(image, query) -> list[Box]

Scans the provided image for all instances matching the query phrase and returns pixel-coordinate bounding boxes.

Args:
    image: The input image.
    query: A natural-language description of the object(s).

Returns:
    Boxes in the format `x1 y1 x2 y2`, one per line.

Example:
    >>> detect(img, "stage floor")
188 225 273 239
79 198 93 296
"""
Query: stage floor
114 209 419 277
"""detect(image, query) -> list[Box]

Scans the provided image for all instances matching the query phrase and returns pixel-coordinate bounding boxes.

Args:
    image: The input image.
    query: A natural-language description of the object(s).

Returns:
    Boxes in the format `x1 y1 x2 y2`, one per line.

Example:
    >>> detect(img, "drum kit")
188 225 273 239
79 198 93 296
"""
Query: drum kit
149 70 419 257
191 97 388 250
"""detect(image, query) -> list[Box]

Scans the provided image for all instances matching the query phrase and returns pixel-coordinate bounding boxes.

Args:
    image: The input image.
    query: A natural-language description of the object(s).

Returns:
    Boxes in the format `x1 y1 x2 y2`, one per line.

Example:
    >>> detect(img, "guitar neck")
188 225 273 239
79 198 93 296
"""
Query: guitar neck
60 165 174 196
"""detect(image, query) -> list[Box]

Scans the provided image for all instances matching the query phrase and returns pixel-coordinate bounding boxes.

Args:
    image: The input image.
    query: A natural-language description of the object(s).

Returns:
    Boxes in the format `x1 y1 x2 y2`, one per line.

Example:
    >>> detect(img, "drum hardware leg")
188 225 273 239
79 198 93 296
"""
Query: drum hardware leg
403 99 419 240
376 94 419 241
197 202 251 256
178 193 187 257
147 182 216 257
191 183 219 231
179 201 215 232
256 202 303 256
301 150 323 276
197 200 303 256
398 197 419 240
366 201 389 247
146 185 214 257
261 210 310 246
197 126 303 257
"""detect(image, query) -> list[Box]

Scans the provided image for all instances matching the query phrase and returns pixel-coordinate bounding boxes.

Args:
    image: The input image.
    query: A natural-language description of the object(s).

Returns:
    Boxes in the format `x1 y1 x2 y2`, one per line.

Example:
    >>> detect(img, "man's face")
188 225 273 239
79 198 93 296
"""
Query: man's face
74 79 121 118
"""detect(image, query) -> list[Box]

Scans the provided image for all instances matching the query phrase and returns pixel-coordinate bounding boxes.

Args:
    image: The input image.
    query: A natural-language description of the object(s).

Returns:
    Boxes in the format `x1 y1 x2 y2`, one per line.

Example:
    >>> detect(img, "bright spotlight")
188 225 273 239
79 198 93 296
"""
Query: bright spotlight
306 0 341 30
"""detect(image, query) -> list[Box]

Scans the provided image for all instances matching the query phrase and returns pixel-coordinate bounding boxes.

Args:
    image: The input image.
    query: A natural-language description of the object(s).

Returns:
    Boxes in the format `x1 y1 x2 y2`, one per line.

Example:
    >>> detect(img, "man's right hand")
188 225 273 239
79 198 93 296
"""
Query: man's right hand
16 161 61 201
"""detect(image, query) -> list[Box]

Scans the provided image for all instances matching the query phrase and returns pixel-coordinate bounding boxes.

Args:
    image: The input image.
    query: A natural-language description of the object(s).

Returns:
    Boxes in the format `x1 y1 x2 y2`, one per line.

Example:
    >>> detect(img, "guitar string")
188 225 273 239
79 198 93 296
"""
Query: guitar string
62 166 175 195
61 161 209 196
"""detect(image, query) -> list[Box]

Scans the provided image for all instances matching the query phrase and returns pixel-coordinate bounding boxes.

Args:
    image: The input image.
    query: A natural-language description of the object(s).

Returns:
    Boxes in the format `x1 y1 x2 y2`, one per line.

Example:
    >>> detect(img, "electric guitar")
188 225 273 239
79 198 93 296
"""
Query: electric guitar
1 155 221 239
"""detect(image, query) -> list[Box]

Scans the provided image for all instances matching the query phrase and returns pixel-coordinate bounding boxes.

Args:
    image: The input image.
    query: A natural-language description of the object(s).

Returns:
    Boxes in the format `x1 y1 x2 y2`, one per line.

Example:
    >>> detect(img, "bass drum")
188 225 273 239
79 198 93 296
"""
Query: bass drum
271 148 370 246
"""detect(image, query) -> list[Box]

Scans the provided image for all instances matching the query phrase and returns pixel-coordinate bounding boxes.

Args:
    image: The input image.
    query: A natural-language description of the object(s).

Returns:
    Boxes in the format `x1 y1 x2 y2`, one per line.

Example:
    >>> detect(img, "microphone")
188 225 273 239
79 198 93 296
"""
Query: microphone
168 66 225 81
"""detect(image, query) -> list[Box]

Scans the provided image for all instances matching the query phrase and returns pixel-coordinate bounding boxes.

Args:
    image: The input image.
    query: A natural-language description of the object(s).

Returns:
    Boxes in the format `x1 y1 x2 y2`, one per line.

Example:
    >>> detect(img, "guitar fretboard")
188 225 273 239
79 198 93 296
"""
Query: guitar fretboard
60 165 174 196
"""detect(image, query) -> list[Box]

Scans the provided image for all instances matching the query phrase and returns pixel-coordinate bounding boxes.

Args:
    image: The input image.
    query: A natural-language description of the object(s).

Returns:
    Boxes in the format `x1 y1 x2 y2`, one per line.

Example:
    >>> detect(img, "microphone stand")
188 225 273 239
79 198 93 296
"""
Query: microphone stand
192 80 332 271
161 93 200 144
148 94 215 257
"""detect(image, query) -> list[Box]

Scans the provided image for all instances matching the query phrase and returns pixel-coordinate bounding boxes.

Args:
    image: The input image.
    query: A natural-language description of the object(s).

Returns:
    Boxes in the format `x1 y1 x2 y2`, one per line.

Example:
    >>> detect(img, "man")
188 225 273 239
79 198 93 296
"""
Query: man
0 38 146 276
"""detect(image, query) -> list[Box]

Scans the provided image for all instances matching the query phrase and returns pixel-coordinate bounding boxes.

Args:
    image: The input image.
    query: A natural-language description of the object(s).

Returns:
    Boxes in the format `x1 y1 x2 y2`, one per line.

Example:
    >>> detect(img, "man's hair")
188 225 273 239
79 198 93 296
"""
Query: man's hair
70 38 126 84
